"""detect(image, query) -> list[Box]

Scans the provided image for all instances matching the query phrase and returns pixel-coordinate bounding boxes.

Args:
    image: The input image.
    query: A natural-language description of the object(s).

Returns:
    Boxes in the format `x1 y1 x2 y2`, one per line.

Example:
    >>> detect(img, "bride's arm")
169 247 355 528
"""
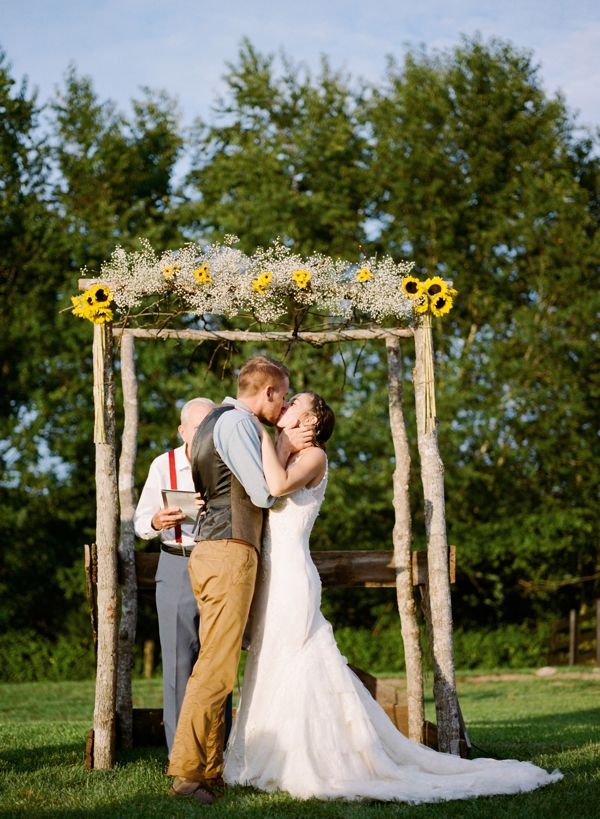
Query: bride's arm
261 430 326 495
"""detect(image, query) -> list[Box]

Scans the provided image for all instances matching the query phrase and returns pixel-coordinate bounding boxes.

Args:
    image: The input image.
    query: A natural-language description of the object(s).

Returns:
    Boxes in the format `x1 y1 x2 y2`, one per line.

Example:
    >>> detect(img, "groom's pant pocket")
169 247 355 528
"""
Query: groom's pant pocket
191 539 257 593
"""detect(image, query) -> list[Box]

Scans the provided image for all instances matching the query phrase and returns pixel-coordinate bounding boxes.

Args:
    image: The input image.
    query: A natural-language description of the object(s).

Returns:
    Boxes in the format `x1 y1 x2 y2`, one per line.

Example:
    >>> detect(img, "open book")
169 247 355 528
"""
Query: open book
161 489 198 523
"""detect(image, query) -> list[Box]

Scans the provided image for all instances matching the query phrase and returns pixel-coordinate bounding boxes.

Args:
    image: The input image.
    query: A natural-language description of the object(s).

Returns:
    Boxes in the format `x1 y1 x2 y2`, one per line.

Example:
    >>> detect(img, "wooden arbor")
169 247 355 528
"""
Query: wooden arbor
88 314 461 769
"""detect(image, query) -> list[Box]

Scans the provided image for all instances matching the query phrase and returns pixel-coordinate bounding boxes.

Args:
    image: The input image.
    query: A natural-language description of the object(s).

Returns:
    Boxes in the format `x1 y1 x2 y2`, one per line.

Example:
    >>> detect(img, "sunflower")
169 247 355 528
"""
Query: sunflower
162 264 180 281
86 284 113 305
414 295 430 314
401 276 424 300
430 294 454 317
251 270 273 294
194 263 212 285
89 305 114 324
252 279 268 294
71 294 88 319
292 269 312 289
71 286 114 324
423 276 448 299
355 267 373 283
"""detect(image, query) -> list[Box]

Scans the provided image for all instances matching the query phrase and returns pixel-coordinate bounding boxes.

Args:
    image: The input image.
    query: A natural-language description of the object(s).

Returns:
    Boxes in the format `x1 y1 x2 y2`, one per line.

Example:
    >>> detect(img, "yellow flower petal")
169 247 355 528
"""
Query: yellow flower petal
401 276 424 299
194 264 212 285
414 295 429 314
423 276 448 298
356 267 373 282
430 294 453 317
292 269 312 289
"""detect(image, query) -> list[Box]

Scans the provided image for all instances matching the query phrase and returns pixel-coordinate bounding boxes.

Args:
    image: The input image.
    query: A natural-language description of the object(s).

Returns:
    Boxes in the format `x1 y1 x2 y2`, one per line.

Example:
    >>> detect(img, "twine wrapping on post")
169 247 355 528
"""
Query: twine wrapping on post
421 314 437 434
93 323 107 444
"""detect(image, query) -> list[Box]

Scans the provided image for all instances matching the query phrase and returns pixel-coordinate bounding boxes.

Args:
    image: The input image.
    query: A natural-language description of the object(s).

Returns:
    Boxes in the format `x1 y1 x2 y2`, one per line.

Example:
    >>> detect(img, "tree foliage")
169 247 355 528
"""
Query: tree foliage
0 36 597 671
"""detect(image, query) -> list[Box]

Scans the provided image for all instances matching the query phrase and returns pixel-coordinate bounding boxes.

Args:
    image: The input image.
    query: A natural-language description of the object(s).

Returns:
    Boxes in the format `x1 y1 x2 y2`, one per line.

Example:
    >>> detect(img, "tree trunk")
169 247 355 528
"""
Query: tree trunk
116 333 139 749
92 322 119 769
385 337 424 743
413 317 461 754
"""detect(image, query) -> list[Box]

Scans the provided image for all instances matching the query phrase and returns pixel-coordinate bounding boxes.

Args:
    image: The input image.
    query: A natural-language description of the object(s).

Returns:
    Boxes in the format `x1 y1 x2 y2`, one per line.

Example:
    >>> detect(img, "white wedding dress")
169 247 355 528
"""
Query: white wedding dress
224 465 562 802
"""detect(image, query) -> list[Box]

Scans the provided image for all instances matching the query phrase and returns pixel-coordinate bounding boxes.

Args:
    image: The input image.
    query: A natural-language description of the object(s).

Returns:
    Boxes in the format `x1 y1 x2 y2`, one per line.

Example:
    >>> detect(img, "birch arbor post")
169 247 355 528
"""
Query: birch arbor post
116 333 139 749
413 317 461 753
385 336 424 742
91 323 119 769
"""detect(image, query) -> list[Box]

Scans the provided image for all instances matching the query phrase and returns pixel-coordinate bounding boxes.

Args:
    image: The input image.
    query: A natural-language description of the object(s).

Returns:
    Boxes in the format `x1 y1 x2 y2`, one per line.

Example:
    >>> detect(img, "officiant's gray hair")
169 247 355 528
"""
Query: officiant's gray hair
180 397 215 424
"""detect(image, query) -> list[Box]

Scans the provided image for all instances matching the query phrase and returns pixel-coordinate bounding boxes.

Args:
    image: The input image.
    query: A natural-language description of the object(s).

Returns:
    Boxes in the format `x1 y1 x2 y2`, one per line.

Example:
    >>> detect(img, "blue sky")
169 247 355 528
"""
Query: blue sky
2 0 598 128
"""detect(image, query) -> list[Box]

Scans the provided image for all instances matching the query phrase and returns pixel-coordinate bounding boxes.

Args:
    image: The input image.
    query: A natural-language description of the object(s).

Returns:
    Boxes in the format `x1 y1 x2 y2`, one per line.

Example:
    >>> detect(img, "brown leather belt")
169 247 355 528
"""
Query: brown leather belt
161 543 194 557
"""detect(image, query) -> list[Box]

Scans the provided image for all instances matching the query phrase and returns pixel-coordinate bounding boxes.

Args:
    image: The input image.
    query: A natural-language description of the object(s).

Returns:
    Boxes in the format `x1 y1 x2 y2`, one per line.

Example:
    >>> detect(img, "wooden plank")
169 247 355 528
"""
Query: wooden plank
449 543 456 584
135 549 457 590
597 599 600 667
569 608 579 665
135 550 401 589
411 551 427 586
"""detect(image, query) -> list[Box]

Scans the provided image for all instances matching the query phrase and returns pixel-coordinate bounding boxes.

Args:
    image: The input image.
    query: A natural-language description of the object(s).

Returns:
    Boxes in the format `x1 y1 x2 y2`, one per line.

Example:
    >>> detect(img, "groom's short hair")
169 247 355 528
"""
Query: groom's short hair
238 355 289 396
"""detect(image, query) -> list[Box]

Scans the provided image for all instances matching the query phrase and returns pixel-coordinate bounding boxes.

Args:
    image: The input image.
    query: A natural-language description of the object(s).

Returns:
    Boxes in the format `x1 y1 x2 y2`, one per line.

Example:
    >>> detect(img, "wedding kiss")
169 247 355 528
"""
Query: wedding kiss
167 355 562 805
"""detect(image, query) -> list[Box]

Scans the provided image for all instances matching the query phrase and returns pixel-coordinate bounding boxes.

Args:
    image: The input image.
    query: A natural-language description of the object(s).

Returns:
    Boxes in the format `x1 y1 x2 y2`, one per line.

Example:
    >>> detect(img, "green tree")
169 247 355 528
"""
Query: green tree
2 35 598 678
368 36 599 622
183 39 370 257
0 49 77 639
0 60 208 662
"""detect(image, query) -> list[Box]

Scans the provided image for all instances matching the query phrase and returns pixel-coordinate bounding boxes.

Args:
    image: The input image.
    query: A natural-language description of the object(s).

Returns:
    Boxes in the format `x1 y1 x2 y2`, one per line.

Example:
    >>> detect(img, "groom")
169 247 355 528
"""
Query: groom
168 355 312 804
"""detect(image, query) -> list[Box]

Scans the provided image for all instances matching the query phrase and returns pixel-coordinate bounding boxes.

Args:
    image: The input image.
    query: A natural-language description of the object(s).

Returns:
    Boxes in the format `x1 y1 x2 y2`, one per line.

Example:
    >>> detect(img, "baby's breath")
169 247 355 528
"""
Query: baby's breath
83 237 431 325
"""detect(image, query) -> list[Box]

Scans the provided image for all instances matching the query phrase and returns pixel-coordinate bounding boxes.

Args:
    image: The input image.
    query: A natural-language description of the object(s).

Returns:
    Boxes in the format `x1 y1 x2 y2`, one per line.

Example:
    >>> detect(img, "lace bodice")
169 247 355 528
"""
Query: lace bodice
263 462 328 557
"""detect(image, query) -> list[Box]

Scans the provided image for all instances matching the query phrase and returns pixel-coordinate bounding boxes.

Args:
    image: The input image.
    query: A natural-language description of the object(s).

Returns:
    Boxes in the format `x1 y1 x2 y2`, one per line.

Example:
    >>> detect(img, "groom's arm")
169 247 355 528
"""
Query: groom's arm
214 411 275 508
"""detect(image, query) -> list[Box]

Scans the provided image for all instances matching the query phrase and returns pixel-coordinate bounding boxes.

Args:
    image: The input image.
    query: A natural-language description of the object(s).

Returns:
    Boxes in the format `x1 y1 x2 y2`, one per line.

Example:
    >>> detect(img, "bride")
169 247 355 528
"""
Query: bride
223 391 562 803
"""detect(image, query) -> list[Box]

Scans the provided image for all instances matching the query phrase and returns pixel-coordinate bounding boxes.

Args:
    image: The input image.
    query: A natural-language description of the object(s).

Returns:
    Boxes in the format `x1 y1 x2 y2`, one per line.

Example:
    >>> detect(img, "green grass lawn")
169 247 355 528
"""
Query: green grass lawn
0 670 598 818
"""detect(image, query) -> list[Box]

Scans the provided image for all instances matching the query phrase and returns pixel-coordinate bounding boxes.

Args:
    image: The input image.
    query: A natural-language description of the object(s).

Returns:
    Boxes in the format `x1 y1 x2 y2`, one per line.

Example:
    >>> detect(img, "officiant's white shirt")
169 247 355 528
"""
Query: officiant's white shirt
134 444 196 547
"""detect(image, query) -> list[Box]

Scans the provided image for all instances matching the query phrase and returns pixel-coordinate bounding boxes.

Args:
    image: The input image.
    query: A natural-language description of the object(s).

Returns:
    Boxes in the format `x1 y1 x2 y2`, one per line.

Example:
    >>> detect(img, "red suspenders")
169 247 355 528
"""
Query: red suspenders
167 449 182 543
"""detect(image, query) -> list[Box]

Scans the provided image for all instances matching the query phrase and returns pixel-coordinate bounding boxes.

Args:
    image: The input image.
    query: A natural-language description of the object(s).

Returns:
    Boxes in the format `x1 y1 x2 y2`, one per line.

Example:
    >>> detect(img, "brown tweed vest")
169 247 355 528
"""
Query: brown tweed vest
190 404 264 552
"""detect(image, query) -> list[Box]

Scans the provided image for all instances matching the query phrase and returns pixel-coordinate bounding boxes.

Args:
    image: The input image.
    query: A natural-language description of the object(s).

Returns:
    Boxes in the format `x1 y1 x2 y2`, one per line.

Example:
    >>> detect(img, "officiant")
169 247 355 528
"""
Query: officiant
134 396 217 757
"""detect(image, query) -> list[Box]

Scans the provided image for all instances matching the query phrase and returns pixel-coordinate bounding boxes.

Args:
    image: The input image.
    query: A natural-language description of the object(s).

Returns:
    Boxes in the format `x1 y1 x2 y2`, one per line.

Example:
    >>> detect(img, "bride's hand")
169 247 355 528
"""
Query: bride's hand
278 425 314 455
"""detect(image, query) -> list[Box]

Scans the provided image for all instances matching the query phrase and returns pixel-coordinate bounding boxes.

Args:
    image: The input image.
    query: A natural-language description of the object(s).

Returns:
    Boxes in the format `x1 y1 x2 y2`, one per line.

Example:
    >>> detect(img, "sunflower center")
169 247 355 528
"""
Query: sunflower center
428 284 442 296
96 288 108 302
435 297 446 309
406 281 418 294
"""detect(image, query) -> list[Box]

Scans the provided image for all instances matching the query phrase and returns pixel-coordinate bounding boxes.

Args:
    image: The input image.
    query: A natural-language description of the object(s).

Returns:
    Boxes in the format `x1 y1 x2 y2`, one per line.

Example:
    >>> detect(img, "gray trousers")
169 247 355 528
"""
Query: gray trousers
155 549 200 755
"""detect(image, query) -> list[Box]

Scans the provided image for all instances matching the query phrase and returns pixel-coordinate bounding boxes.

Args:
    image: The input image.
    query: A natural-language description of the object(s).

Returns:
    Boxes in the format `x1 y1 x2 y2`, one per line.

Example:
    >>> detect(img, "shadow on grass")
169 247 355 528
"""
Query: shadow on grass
2 781 597 819
0 743 169 779
0 741 84 773
468 706 600 750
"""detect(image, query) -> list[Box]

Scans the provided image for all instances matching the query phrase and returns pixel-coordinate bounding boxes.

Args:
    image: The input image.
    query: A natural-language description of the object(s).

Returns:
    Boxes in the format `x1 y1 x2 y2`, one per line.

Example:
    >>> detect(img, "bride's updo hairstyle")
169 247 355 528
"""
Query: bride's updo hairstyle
305 391 335 448
238 355 290 395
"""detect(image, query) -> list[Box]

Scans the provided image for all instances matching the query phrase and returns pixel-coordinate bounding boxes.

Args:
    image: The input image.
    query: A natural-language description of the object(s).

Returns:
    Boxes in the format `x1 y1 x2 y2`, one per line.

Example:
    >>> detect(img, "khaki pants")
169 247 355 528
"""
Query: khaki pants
167 539 258 782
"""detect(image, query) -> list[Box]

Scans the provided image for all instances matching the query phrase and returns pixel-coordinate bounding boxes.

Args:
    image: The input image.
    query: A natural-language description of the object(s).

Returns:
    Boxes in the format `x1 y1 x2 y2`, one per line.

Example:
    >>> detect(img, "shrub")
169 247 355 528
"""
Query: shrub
332 620 554 674
0 630 95 682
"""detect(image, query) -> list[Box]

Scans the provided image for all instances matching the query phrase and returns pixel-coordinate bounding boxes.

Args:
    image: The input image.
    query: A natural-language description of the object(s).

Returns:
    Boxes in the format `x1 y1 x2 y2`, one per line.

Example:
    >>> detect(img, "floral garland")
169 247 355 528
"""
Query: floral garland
72 238 457 326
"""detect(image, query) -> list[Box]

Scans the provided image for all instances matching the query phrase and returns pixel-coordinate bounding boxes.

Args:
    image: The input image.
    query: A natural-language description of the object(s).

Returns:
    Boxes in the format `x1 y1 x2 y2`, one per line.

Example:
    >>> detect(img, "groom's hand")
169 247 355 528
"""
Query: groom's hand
276 426 314 459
